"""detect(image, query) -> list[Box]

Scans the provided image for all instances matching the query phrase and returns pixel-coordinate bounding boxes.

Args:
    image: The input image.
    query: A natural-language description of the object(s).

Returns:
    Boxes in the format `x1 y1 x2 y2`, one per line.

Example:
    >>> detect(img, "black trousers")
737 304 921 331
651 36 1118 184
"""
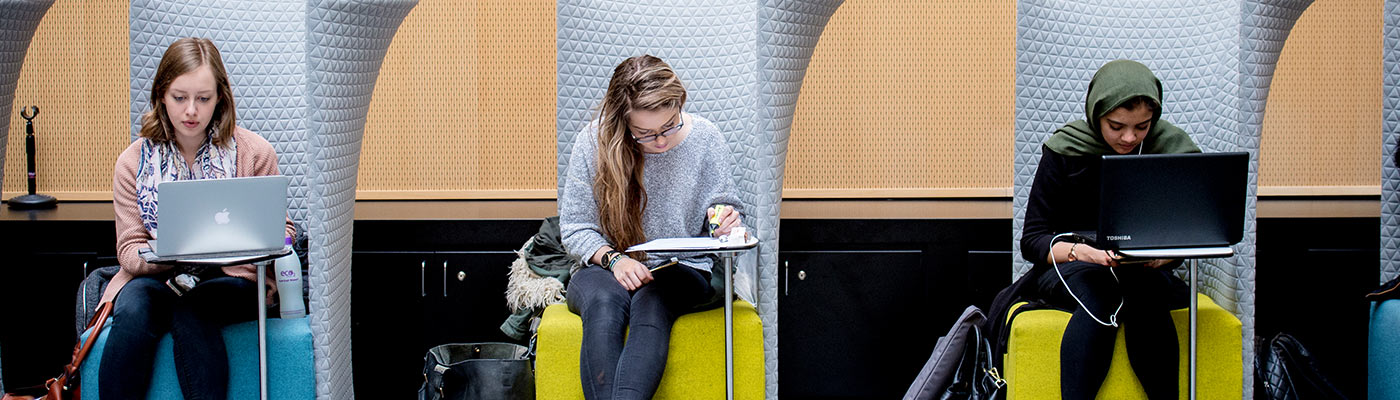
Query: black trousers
1034 261 1188 400
99 274 258 400
566 264 715 400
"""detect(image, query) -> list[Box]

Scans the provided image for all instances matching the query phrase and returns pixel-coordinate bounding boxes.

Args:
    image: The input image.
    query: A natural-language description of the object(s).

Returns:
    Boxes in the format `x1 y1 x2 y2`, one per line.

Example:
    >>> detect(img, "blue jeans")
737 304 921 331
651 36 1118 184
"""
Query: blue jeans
99 274 257 400
566 264 715 400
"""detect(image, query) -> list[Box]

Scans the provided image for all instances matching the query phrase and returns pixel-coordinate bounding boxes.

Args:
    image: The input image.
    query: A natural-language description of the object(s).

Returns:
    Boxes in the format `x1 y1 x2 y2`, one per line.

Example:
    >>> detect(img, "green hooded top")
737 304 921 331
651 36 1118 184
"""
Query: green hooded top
1044 59 1201 156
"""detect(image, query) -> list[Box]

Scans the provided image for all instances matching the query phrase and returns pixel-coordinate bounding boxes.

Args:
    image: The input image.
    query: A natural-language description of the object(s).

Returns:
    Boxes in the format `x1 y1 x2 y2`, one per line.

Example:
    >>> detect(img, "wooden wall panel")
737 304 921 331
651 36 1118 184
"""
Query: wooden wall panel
2 0 128 200
1259 0 1382 194
785 0 1016 198
3 0 1382 201
356 0 557 199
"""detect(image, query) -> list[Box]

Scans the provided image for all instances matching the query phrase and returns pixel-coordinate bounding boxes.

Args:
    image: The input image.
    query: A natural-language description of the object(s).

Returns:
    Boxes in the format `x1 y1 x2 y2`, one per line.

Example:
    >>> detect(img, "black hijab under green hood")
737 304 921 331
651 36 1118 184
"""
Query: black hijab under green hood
1044 59 1200 156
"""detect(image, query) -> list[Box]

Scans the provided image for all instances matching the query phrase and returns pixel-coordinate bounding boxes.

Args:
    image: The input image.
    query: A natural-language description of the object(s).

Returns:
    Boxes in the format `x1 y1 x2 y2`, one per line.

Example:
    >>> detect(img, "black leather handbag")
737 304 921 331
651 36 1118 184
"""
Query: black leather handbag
1255 333 1348 400
419 342 535 400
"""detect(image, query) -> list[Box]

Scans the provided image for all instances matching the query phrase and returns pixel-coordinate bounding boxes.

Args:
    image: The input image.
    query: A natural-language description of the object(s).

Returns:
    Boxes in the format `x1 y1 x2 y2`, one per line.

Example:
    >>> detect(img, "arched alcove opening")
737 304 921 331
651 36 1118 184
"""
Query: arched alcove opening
788 1 1015 199
1259 0 1381 195
361 1 557 200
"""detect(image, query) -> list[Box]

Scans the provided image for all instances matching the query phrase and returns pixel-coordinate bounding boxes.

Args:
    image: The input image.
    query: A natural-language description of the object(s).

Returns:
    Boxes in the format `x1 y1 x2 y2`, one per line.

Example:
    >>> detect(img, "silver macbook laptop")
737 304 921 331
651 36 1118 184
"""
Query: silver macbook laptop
149 175 289 259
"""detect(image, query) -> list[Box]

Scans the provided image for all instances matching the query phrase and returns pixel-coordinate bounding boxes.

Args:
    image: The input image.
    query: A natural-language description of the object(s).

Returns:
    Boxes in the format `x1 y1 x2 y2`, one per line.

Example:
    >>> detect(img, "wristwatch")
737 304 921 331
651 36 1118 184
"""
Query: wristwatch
602 250 621 270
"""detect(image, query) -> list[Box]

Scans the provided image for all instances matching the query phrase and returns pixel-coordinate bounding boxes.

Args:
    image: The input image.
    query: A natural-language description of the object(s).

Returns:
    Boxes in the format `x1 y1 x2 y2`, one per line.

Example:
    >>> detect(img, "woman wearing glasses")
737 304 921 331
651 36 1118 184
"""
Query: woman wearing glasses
559 54 743 399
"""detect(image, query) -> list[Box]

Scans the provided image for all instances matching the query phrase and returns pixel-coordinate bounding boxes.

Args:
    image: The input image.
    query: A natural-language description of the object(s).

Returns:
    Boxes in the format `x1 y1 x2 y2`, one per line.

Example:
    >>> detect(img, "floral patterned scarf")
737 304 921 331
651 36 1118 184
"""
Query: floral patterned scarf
135 130 237 239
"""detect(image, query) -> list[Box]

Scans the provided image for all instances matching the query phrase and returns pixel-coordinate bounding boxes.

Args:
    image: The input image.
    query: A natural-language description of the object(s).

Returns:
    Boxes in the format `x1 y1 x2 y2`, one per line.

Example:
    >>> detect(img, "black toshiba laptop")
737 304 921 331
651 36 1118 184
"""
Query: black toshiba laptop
1073 152 1248 256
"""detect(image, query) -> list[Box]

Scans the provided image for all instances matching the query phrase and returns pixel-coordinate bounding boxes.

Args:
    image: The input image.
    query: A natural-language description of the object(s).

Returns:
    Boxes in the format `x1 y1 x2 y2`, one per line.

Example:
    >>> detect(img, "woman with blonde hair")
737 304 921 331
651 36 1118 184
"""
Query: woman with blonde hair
559 54 743 399
101 37 293 399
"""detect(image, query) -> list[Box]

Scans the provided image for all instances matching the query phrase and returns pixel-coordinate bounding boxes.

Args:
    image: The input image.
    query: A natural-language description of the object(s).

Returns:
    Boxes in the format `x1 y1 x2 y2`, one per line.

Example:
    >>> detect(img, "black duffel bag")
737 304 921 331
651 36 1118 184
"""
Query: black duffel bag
419 342 535 400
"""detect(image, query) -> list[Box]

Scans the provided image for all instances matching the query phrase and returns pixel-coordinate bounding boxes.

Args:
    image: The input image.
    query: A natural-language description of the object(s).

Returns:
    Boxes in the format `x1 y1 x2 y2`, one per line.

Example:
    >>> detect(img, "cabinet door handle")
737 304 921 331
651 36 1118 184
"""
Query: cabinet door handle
420 261 426 297
783 260 789 296
442 261 448 297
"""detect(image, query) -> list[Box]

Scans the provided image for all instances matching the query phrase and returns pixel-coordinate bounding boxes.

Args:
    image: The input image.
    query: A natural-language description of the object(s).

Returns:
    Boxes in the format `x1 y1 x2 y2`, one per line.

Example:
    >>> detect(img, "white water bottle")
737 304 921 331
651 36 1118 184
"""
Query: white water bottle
274 236 306 319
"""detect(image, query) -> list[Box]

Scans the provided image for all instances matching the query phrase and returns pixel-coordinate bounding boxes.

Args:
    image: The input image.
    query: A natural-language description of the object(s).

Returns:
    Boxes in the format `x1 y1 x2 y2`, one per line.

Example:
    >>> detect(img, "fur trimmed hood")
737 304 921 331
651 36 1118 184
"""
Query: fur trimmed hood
505 240 567 313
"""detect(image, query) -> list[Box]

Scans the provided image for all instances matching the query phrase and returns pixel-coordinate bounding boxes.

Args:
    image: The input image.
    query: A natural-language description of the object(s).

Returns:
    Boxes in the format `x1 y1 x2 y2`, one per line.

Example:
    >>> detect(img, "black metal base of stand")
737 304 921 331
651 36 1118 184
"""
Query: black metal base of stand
6 193 57 209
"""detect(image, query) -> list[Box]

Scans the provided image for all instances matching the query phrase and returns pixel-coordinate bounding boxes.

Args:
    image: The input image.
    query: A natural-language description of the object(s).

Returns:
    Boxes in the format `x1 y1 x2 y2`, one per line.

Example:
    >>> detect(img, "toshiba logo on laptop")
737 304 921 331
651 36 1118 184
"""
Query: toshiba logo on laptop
1106 235 1132 241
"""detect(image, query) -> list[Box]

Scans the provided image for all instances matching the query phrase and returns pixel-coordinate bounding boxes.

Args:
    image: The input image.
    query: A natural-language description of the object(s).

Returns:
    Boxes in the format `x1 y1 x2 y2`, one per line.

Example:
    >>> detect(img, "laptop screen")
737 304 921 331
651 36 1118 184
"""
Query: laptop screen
155 175 289 258
1094 152 1248 250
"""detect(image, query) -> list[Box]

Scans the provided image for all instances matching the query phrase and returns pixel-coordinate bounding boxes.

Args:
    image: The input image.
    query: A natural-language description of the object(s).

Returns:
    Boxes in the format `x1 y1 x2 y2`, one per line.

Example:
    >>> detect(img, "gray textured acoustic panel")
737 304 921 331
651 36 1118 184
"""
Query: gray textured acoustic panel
1384 0 1400 283
303 1 416 398
1014 0 1245 303
131 1 416 398
1237 1 1313 395
1014 0 1244 297
556 1 841 397
751 1 842 398
556 0 759 193
0 0 54 203
129 0 312 225
555 0 761 390
1014 1 1312 396
0 0 55 390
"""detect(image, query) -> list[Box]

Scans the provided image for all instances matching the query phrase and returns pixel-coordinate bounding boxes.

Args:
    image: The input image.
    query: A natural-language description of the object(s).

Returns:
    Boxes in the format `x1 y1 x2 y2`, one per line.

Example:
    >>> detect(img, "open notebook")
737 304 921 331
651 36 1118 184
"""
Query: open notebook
626 235 759 252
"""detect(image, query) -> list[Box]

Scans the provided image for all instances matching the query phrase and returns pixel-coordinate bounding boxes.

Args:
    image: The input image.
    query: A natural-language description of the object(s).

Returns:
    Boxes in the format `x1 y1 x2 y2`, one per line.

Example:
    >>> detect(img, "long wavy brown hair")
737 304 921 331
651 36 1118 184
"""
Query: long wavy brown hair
594 55 687 257
139 37 237 146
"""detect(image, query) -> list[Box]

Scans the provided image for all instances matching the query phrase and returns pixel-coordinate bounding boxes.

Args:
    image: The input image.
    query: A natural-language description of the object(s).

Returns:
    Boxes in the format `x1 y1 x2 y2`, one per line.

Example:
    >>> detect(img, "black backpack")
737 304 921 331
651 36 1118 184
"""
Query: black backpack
903 305 1005 400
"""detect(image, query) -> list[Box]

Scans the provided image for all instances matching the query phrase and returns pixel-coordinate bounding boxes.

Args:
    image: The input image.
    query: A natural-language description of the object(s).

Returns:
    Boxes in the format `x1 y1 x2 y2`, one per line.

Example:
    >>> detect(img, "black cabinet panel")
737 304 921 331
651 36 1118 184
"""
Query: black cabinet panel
0 218 111 390
351 250 522 399
1256 218 1377 400
353 220 539 252
350 252 431 400
779 250 928 399
350 219 534 399
438 251 517 344
777 219 1012 400
2 211 1378 400
0 253 92 388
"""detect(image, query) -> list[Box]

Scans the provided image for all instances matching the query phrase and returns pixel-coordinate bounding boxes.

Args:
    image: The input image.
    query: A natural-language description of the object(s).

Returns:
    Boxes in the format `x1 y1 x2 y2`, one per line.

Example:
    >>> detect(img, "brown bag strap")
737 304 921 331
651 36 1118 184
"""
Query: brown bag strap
59 302 113 379
6 302 115 399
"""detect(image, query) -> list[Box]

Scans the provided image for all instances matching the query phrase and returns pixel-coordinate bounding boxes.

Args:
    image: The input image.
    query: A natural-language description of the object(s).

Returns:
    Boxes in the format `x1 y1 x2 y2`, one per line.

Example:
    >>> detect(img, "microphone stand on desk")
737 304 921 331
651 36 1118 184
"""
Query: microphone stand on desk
7 106 57 210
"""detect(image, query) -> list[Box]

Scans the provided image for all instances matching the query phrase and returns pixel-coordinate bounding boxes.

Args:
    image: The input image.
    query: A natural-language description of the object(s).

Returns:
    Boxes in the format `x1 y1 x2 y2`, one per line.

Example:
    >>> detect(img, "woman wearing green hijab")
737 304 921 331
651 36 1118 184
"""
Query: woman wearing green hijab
1020 59 1200 399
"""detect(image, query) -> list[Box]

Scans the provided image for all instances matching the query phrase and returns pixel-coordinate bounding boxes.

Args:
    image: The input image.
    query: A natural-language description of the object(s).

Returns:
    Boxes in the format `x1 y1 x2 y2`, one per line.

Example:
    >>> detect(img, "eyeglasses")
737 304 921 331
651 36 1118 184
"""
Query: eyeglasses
631 112 684 143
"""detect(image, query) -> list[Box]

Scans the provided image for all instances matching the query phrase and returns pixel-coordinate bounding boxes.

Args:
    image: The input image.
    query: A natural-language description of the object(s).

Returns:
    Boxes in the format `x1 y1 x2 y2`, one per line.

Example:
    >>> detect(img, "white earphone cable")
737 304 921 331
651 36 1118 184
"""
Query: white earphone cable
1050 232 1122 327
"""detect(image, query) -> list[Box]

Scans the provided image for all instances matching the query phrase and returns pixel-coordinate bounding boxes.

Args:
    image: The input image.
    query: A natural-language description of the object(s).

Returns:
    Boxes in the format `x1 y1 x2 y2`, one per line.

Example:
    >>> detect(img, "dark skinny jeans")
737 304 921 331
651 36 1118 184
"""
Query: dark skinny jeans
99 274 257 400
1035 261 1186 400
566 264 715 400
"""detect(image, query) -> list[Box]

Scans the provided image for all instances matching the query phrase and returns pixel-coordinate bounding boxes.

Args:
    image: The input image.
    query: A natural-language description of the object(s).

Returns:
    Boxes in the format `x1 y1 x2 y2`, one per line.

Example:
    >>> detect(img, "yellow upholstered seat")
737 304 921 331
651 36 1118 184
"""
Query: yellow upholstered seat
1004 293 1242 399
536 300 765 400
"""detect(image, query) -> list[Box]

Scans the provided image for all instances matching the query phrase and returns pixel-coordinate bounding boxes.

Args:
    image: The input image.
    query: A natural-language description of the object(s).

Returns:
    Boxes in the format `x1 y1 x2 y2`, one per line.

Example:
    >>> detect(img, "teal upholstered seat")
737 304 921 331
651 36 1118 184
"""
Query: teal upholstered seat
79 318 313 400
1370 299 1400 398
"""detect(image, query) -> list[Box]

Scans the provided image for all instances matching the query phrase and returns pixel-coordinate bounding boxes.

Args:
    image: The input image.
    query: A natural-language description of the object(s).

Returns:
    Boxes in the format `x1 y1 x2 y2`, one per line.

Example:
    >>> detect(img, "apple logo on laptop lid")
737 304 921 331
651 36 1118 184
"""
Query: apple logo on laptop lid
214 208 231 225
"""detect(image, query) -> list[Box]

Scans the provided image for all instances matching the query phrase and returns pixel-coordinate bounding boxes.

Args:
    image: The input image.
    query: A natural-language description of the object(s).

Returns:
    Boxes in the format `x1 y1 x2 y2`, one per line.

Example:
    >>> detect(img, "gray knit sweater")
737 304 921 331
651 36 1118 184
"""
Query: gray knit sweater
559 113 742 272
